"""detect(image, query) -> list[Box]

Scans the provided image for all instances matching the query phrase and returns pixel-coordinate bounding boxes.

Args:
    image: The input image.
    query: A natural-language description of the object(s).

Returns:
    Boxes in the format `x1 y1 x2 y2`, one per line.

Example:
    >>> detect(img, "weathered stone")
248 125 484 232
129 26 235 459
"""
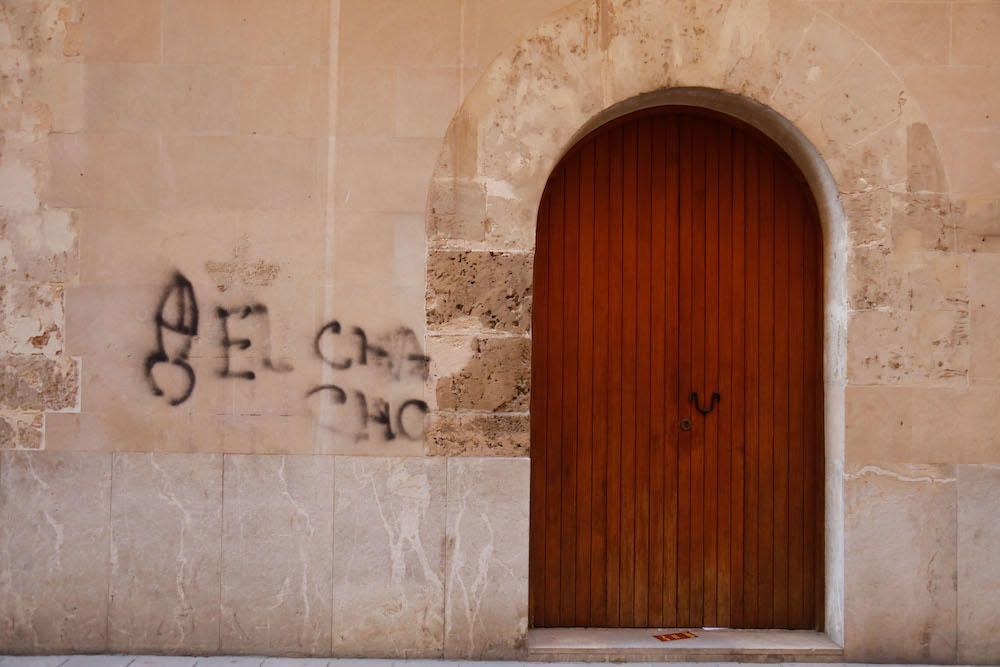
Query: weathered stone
845 464 957 663
221 455 333 656
958 465 1000 664
444 457 529 659
426 251 532 333
908 122 948 193
427 177 489 246
891 192 958 253
0 354 79 410
0 282 64 355
0 451 112 652
332 457 445 657
0 210 79 282
848 309 969 385
109 453 223 654
0 411 43 449
434 336 529 412
956 197 1000 253
427 412 529 456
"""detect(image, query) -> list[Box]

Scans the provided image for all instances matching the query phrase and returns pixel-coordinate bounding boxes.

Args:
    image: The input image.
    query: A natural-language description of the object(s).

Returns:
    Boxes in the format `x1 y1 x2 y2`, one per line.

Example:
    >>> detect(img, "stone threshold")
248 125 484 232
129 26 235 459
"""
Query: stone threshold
527 627 844 663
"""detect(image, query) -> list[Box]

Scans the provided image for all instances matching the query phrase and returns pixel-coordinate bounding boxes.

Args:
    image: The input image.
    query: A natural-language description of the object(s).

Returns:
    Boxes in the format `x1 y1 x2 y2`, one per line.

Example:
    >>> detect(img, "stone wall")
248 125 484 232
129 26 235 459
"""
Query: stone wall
0 0 998 663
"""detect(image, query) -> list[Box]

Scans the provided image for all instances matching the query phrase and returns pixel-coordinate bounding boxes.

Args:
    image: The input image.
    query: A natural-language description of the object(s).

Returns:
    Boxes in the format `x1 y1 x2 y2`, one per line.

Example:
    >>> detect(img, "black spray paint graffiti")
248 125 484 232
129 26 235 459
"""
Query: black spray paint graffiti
145 272 199 406
216 303 294 380
145 272 429 442
308 322 430 442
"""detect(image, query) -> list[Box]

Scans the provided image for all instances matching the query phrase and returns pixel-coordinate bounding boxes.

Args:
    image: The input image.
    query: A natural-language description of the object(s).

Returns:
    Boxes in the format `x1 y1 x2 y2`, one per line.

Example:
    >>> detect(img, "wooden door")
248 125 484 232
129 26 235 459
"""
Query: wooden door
528 106 824 630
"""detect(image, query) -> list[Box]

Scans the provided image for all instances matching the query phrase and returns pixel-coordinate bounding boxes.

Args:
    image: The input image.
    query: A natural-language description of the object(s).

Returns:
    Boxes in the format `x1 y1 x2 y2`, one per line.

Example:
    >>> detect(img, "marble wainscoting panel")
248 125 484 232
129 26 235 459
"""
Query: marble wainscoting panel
844 463 958 663
0 451 112 652
444 457 530 659
332 457 446 657
221 455 333 656
957 464 1000 664
108 453 223 653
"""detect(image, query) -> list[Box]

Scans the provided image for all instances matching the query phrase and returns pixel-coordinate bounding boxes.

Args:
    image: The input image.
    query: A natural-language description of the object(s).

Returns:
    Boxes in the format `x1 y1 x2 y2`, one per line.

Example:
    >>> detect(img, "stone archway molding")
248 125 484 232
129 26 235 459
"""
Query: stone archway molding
425 0 948 649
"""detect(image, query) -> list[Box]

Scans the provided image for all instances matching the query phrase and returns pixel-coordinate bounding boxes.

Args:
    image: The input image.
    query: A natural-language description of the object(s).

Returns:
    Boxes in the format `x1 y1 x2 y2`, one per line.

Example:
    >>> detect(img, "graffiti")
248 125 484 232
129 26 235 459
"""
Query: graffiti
309 322 430 442
145 272 430 443
145 272 199 406
216 303 293 380
314 322 430 381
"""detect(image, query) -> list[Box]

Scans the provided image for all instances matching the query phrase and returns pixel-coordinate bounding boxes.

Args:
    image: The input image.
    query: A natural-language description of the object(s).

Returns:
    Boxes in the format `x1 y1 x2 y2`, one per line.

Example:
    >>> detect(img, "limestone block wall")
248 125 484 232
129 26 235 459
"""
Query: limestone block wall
0 0 998 663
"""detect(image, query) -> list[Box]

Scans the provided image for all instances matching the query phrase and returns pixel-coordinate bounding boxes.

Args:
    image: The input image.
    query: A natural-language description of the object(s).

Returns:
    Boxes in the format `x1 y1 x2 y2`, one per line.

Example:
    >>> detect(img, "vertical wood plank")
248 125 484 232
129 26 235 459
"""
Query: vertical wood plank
634 118 653 625
648 116 667 628
529 186 549 626
543 168 565 625
772 152 791 628
703 115 721 627
742 135 761 627
787 172 806 628
577 141 596 625
730 128 747 628
716 123 733 627
606 126 625 627
677 114 695 625
560 154 581 624
590 132 611 626
690 116 708 625
620 121 638 627
757 144 776 628
663 115 681 628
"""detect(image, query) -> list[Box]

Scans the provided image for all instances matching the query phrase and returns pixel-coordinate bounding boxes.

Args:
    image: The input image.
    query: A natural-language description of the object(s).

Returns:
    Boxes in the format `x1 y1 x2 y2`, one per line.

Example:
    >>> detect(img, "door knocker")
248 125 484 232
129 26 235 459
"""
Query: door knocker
690 391 721 415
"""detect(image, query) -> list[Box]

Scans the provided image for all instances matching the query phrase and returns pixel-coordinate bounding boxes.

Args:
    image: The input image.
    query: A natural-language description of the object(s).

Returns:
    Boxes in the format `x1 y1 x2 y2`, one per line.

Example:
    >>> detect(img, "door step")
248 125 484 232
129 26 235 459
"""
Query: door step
527 627 843 662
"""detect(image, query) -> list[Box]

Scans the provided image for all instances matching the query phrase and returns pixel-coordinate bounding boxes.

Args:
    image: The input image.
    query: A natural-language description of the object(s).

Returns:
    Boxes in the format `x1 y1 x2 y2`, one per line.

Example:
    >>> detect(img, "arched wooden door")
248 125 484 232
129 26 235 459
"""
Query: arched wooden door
528 106 824 630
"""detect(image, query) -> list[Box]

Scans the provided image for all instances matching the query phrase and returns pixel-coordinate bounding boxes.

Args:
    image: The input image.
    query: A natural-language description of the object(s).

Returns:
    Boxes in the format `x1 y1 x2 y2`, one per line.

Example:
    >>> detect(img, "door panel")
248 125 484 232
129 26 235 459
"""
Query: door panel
528 106 824 629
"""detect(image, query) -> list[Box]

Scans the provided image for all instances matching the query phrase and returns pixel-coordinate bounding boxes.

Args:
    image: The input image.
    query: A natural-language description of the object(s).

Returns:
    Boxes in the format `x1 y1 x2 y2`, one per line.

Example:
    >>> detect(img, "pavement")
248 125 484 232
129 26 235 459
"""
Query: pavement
0 657 970 667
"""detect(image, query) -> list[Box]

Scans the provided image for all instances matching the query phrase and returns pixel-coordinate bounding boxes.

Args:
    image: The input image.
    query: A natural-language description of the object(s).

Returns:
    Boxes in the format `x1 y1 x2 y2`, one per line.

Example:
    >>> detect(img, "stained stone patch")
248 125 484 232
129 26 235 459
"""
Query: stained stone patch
427 412 529 456
427 251 532 333
956 197 1000 253
0 411 42 449
427 178 488 245
434 336 530 412
890 192 958 253
907 122 948 193
0 354 79 411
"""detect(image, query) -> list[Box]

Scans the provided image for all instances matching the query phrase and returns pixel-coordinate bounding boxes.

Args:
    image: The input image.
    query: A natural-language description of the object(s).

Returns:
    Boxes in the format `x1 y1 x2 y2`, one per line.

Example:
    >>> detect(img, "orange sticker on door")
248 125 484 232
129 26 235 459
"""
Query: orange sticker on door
654 631 698 642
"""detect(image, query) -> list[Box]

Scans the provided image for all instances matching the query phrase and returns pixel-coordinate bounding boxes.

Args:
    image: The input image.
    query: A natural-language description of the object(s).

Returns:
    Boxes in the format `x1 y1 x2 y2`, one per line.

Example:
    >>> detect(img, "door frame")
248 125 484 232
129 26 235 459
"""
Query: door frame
532 88 847 639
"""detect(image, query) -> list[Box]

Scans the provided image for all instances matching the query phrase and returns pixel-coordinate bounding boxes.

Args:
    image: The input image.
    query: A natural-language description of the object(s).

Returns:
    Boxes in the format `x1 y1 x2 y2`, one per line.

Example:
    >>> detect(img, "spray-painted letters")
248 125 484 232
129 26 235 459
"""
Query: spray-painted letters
145 272 429 443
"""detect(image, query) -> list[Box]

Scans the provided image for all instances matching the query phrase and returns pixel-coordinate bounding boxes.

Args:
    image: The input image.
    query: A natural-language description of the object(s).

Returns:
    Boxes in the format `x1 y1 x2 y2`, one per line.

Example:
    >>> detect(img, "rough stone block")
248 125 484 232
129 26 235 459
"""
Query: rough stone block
426 250 532 333
427 412 529 456
434 336 529 412
0 210 79 283
0 354 79 411
0 282 64 355
0 411 43 449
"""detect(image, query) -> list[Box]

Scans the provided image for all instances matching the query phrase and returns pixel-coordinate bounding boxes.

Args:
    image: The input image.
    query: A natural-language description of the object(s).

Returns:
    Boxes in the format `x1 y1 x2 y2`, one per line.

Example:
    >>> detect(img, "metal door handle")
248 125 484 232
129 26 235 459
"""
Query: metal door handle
690 391 721 415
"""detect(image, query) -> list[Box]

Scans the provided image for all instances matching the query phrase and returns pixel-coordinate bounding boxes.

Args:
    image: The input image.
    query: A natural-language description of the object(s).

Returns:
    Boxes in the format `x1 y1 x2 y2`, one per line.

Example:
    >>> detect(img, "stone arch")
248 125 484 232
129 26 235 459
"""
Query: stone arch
425 0 947 646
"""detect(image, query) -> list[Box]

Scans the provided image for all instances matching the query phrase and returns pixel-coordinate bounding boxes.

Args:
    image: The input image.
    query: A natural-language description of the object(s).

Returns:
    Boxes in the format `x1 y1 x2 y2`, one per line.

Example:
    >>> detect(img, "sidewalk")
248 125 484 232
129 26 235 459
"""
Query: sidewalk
0 656 966 667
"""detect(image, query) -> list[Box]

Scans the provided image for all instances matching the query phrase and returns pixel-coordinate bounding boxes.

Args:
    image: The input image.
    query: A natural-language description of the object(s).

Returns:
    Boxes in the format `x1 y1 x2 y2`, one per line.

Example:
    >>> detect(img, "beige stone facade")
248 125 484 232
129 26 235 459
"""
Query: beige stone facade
0 0 998 663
